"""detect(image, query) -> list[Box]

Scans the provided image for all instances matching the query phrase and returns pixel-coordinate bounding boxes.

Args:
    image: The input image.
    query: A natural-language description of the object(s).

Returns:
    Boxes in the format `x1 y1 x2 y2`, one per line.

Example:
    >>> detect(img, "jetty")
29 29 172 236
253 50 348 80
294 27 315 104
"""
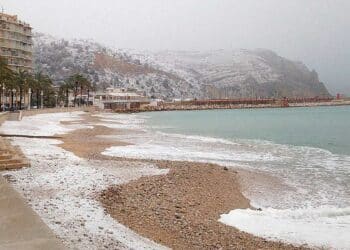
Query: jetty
124 96 350 112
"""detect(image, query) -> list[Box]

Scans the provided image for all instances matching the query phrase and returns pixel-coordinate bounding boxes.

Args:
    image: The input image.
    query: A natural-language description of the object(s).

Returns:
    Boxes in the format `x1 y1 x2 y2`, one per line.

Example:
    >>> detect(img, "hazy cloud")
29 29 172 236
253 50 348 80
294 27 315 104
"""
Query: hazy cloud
2 0 349 94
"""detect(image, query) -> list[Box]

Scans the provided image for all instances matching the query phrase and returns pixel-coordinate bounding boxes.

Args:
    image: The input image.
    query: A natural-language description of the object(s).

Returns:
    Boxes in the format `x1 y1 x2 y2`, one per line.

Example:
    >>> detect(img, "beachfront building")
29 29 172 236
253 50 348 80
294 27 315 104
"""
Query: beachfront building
57 88 95 107
0 12 33 72
93 87 149 111
0 12 33 111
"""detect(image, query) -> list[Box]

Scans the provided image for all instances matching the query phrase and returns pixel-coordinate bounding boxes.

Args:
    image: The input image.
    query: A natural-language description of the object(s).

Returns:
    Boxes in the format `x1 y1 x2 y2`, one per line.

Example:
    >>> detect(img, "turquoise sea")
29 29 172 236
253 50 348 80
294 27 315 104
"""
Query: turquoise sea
102 106 350 248
146 106 350 155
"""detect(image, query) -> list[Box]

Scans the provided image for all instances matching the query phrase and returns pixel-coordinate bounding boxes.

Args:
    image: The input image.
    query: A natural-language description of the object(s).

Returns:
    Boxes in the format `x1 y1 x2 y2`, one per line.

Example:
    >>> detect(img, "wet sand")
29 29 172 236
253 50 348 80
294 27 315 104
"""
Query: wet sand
58 114 131 159
100 161 305 249
57 113 307 249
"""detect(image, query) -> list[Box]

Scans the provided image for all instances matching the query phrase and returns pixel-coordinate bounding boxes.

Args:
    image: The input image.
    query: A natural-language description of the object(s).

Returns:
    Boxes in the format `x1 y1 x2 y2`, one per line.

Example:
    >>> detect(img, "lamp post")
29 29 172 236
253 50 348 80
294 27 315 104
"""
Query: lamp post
28 88 31 110
8 90 11 110
14 89 17 111
0 84 2 112
40 90 44 109
74 81 78 107
2 84 5 111
55 93 58 108
87 89 90 106
11 89 16 111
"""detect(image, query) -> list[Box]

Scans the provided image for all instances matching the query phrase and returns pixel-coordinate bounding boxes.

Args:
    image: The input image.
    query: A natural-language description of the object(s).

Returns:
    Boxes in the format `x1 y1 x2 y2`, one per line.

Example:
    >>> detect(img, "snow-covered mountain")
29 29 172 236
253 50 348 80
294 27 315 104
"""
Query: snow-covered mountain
134 49 331 98
33 33 330 99
34 33 194 100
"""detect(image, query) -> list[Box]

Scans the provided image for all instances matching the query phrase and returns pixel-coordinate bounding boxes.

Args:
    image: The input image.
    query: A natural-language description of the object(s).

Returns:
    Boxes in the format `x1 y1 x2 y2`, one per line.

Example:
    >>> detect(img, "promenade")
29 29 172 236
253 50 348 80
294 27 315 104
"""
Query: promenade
0 176 64 250
0 111 65 250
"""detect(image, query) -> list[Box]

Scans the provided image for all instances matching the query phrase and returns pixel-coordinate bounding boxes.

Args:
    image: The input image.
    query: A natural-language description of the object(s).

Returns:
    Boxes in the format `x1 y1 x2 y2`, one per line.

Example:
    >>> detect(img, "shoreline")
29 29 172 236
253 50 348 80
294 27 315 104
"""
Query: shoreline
57 113 307 249
1 111 308 249
99 161 304 249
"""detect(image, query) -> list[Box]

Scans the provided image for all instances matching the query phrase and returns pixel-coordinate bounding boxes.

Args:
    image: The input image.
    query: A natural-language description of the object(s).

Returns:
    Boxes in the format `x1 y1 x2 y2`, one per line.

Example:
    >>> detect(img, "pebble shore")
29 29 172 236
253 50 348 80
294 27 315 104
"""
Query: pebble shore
2 111 309 249
100 160 307 250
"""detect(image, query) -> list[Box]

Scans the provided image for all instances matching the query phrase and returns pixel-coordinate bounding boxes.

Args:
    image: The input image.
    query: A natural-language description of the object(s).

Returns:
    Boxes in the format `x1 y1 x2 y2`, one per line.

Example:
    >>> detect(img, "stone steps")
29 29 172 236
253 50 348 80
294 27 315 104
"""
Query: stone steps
0 162 31 171
0 138 30 171
0 155 12 160
0 159 22 164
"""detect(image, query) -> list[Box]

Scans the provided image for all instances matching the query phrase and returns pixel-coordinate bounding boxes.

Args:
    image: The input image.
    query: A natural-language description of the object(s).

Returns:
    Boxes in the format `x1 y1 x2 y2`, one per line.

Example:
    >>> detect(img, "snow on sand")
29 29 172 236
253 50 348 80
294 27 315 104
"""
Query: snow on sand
1 112 169 249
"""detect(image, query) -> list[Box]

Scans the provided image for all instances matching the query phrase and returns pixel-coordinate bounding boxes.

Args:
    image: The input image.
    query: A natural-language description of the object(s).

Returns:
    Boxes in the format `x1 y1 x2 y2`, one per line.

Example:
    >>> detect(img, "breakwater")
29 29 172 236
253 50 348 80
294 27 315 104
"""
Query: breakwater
137 97 350 113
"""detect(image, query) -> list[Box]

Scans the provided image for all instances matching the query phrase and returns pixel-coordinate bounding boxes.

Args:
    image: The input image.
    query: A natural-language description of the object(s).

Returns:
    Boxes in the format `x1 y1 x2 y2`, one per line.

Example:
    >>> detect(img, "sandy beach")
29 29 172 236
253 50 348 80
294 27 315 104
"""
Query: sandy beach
0 110 308 249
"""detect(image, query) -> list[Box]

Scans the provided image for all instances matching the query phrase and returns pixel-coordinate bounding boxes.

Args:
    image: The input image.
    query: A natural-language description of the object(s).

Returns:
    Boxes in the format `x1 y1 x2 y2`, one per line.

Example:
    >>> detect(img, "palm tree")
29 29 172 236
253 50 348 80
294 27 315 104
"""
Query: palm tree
87 79 96 106
86 81 95 106
0 58 57 110
0 57 14 82
66 74 79 107
42 77 55 108
59 81 73 107
67 74 92 106
14 70 30 110
30 73 41 108
32 72 53 109
79 75 93 106
0 57 15 110
26 74 37 109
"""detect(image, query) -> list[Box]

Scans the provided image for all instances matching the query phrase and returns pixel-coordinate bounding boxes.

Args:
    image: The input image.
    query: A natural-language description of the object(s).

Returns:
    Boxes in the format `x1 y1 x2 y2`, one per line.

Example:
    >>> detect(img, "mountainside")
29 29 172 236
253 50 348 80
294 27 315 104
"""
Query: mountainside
134 49 331 99
34 33 195 99
34 33 331 99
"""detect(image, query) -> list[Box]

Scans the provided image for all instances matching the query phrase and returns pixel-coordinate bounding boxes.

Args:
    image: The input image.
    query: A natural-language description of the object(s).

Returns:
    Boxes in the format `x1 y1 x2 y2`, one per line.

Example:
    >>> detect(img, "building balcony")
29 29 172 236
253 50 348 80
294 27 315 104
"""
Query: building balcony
0 43 33 53
0 35 33 45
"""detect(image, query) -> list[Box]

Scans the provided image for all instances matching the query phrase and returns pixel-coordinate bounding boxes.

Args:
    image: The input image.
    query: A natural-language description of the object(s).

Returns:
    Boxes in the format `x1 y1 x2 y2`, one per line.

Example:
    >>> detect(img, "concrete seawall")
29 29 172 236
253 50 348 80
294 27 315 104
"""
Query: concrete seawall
21 106 97 118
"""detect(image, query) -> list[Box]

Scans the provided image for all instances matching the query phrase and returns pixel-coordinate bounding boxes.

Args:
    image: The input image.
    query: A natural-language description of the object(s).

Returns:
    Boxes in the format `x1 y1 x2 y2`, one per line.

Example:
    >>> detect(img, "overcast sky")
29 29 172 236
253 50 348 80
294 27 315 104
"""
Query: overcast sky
2 0 349 94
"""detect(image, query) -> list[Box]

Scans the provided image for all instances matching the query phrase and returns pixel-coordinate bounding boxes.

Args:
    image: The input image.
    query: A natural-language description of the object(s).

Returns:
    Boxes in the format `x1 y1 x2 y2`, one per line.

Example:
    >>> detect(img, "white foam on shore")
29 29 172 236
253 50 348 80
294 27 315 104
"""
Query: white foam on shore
93 113 147 130
0 112 91 136
219 206 350 249
100 112 350 249
94 122 146 130
102 143 278 165
156 131 239 145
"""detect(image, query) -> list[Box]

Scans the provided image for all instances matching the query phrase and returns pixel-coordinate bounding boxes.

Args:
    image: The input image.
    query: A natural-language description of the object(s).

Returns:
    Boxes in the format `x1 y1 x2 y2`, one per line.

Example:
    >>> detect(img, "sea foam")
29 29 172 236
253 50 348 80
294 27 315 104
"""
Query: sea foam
219 206 350 249
101 112 350 249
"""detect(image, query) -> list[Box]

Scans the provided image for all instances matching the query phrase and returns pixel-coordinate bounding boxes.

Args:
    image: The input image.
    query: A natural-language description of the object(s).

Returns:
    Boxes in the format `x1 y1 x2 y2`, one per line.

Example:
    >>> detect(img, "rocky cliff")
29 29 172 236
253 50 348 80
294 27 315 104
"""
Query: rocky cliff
137 49 331 99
